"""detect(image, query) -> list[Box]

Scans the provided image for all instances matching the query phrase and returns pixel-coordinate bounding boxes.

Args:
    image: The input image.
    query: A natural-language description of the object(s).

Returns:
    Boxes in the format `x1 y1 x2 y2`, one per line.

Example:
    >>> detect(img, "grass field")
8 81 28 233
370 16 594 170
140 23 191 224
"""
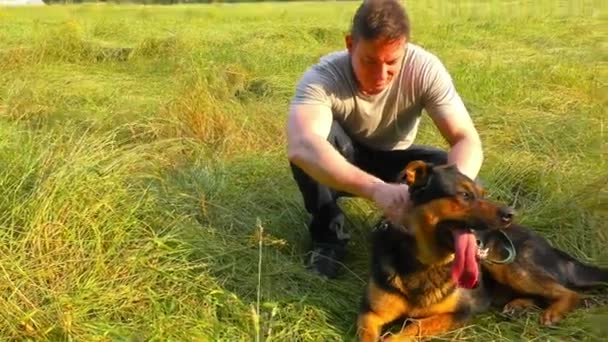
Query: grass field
0 1 606 341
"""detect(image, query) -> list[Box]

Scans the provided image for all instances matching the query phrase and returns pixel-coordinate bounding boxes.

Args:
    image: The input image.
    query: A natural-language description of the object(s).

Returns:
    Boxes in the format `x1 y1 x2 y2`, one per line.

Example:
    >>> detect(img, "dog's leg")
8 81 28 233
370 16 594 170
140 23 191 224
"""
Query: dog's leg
383 312 465 341
488 265 581 325
541 289 580 326
357 311 394 342
515 279 580 325
357 282 408 342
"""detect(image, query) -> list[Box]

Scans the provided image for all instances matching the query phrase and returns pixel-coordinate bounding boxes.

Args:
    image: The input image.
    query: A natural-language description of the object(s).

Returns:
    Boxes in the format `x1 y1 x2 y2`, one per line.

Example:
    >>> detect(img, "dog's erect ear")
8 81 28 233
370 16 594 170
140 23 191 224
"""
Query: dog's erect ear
400 160 433 187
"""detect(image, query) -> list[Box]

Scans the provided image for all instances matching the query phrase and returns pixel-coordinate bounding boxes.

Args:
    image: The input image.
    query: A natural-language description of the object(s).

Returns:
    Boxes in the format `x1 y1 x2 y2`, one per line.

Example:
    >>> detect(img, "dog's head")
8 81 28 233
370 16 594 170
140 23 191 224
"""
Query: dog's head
399 160 515 288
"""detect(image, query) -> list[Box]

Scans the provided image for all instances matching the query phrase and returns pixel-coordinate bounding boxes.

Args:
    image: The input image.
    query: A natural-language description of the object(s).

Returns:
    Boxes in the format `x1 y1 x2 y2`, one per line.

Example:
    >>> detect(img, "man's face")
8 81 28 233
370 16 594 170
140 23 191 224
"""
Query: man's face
346 35 406 95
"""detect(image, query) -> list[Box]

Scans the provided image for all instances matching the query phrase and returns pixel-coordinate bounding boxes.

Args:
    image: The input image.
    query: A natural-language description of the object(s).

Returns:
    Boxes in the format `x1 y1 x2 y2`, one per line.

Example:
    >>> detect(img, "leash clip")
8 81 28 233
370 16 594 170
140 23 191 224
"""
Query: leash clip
480 229 517 265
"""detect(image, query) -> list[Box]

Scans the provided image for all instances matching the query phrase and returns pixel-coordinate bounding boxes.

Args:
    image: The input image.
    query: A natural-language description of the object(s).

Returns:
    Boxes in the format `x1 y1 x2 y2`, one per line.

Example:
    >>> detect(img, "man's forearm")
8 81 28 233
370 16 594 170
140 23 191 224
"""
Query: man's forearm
288 135 382 200
447 137 484 180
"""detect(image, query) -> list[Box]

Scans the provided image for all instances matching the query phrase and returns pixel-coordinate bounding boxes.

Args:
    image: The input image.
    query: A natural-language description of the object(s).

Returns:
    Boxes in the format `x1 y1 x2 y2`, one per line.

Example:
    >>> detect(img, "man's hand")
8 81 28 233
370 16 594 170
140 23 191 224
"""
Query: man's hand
369 182 411 225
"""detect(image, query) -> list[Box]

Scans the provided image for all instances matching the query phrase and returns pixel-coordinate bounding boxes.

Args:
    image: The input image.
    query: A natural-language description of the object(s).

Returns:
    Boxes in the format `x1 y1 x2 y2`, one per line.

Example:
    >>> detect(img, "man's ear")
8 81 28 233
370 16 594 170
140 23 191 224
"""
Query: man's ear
345 34 354 53
399 160 433 187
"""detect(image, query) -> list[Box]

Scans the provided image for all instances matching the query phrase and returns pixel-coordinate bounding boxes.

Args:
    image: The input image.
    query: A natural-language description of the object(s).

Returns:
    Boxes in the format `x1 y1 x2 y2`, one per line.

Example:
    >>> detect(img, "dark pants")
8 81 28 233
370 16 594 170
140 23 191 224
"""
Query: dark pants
289 120 448 246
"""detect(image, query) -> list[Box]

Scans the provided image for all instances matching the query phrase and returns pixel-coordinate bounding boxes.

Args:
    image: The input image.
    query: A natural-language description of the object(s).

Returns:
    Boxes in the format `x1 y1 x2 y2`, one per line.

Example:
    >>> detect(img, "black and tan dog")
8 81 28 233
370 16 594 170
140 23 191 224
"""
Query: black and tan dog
357 160 608 341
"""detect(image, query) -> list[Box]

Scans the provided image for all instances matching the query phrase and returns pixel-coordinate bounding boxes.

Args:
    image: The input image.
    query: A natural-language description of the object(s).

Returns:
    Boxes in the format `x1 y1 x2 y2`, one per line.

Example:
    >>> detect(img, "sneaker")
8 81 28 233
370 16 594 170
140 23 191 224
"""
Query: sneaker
305 242 346 279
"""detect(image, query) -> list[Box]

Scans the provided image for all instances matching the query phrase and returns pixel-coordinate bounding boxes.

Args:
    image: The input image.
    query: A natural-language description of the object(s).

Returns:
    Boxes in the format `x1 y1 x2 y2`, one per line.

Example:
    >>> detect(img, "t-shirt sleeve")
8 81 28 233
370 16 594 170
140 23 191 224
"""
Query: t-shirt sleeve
291 64 335 108
422 56 469 119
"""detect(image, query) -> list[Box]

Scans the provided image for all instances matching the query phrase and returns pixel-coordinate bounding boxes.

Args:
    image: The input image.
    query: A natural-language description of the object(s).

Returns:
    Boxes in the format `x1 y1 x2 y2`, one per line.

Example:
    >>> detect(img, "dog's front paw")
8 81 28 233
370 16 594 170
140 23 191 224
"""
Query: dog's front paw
540 308 563 326
502 298 537 317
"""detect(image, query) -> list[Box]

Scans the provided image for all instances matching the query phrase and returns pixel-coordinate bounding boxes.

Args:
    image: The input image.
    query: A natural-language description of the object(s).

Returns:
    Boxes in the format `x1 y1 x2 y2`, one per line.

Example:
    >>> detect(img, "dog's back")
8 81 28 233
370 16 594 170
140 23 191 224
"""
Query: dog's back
478 223 608 325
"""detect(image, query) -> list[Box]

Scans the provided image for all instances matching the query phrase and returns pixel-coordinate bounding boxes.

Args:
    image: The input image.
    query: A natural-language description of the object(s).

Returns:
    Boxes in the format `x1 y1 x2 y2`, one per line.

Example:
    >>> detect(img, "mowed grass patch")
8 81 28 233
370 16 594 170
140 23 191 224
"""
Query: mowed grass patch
0 1 606 341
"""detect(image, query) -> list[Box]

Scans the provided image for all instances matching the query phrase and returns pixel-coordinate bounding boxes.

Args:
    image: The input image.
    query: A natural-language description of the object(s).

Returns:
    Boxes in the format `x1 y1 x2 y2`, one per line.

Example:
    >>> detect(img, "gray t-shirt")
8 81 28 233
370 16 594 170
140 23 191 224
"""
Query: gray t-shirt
291 42 468 151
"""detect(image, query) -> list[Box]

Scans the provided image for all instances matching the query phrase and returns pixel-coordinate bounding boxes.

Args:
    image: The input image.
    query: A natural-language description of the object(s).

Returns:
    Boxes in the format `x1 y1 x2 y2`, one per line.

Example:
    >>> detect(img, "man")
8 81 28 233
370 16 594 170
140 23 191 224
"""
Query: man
286 0 484 279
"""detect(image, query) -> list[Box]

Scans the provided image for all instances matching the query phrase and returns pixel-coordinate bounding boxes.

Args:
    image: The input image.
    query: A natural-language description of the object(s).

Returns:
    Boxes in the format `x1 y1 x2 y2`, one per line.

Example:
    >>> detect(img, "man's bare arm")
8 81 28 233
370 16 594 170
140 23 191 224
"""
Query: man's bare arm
423 56 484 180
431 110 483 180
286 103 383 200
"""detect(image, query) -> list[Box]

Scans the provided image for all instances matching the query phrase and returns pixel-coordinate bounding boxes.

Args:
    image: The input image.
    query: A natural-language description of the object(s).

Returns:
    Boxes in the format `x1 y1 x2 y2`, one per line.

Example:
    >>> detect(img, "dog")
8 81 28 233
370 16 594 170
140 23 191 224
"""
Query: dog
356 160 608 341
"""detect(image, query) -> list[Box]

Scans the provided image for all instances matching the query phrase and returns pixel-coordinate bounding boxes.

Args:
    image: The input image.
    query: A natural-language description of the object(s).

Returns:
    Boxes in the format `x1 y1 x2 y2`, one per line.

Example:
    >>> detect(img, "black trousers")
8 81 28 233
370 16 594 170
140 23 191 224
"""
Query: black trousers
289 120 448 245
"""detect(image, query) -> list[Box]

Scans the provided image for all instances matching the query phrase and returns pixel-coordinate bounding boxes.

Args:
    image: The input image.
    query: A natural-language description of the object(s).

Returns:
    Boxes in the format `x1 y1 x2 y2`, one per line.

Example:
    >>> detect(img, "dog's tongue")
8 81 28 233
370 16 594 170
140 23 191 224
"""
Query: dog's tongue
451 229 479 288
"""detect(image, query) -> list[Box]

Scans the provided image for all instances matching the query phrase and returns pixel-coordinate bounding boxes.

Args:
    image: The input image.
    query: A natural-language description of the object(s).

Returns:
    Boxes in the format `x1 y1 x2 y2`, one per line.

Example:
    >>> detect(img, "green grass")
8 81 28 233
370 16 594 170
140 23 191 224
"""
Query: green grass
0 1 606 341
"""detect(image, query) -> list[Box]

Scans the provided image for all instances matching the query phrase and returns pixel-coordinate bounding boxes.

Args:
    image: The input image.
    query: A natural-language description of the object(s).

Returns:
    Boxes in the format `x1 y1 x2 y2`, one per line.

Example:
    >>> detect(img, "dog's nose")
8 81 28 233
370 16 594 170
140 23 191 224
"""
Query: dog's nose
499 206 515 224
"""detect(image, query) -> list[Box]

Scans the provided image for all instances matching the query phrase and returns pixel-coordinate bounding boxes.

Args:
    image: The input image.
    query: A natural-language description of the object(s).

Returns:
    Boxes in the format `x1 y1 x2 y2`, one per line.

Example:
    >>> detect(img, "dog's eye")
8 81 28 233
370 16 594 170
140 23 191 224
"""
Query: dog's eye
459 191 472 201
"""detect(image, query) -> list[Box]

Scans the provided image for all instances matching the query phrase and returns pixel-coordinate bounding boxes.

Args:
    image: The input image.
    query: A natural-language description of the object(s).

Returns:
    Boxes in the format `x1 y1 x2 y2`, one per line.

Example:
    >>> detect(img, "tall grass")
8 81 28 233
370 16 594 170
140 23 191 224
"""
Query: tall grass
0 1 606 341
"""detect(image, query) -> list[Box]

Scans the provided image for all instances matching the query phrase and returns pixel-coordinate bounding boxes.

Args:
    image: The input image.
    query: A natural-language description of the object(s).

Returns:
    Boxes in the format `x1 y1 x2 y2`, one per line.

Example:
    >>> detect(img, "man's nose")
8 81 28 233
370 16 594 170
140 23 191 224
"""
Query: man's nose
375 63 388 81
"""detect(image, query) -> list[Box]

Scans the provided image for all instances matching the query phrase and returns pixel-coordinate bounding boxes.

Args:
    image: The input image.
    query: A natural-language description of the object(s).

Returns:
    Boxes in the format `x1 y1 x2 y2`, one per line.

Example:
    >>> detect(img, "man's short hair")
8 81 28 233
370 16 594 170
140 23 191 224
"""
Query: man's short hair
350 0 411 41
